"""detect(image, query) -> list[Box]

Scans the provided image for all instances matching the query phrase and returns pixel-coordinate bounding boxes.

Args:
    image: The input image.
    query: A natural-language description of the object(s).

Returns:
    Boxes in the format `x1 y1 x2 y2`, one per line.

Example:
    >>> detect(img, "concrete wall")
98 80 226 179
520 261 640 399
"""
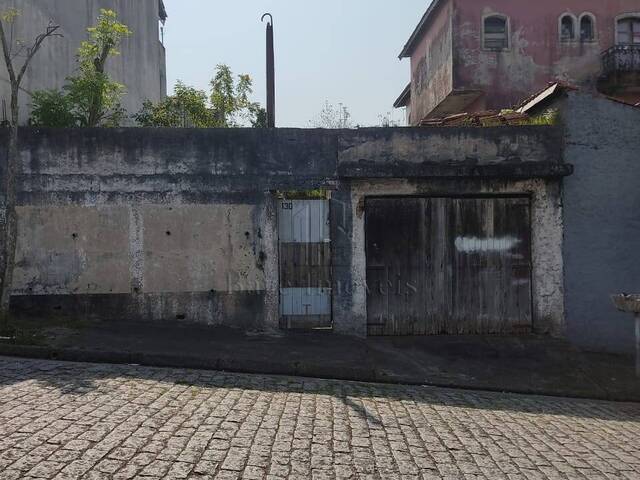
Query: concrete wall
4 128 339 330
408 0 454 125
13 203 275 330
0 126 568 335
563 91 640 354
0 0 166 124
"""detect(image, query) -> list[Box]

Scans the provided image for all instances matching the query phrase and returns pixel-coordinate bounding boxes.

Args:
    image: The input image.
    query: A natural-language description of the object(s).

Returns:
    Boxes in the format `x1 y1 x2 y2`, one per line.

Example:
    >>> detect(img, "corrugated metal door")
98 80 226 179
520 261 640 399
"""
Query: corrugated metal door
366 197 532 336
278 199 332 329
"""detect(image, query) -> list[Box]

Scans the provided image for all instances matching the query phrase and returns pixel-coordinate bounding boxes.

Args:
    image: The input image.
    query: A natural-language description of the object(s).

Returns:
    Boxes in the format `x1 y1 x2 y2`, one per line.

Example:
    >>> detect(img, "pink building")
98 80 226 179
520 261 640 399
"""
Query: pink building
395 0 640 124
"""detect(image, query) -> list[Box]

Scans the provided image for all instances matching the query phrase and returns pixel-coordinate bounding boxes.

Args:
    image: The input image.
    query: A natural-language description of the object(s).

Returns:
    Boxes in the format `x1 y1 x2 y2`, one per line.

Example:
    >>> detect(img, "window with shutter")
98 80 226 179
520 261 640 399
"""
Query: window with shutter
484 16 508 50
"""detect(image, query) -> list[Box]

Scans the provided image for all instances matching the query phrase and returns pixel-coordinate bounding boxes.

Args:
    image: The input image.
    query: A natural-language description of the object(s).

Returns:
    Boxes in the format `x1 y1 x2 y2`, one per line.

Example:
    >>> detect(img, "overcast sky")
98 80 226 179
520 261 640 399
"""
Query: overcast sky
162 0 428 127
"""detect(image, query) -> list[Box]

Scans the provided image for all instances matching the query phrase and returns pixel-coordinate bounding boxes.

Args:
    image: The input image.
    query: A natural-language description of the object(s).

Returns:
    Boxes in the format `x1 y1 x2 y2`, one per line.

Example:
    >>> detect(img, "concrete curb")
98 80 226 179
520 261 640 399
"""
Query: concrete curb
0 343 636 403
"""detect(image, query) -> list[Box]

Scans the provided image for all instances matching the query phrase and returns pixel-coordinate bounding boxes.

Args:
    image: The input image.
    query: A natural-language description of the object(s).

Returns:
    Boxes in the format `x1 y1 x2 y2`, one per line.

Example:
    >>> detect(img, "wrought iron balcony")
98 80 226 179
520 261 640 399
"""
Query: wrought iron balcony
602 44 640 77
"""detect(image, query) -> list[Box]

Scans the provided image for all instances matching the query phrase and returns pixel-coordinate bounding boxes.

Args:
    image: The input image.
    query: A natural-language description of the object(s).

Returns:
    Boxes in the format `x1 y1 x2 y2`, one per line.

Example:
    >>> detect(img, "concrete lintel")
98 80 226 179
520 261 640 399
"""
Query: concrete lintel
338 162 573 179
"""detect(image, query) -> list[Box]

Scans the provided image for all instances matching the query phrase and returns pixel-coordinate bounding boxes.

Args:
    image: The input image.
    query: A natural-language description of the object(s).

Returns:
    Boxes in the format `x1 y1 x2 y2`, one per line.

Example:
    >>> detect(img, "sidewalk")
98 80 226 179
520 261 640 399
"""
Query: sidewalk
1 321 638 401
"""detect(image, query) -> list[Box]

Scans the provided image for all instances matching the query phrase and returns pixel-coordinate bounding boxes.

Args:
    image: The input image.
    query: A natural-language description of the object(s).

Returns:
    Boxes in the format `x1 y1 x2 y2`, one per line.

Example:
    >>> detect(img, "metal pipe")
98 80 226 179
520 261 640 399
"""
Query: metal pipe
262 13 275 128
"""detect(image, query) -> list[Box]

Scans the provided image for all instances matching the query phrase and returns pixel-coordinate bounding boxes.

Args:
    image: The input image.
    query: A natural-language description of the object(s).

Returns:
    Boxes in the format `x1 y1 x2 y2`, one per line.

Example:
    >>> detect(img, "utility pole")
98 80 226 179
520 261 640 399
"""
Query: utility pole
262 13 275 128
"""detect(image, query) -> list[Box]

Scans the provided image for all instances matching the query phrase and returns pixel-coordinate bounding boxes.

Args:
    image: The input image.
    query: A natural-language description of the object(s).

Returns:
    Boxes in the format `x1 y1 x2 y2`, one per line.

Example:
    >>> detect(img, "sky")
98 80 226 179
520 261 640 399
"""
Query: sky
162 0 429 128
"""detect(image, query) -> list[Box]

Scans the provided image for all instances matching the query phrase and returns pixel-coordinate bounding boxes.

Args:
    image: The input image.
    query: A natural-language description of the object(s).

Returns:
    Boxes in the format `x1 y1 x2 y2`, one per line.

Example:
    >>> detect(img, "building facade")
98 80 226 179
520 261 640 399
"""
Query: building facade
395 0 640 125
0 0 167 124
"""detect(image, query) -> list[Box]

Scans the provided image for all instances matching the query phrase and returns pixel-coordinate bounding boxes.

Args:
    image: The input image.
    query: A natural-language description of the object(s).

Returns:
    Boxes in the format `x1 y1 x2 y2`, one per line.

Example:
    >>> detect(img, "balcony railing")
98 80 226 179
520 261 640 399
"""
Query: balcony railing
602 44 640 77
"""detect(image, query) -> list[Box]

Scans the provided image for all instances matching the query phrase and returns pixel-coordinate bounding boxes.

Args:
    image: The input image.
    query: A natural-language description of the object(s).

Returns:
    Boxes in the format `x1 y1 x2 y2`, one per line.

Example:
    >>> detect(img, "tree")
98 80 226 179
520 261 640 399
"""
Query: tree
135 64 265 128
309 101 353 129
135 82 210 128
31 9 131 128
210 65 259 127
250 105 268 128
0 9 60 318
30 89 75 127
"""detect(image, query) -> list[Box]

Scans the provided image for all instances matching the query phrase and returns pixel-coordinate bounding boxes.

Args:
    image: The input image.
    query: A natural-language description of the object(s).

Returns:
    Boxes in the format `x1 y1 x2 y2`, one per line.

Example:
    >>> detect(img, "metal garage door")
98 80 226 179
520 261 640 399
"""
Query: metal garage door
279 199 332 329
366 197 532 336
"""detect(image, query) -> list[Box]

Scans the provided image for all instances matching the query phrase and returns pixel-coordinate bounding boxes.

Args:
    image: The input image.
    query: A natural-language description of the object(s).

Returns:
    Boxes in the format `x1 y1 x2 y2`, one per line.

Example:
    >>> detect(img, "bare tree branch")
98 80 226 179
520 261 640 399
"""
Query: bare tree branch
0 19 61 89
17 24 61 85
10 43 27 61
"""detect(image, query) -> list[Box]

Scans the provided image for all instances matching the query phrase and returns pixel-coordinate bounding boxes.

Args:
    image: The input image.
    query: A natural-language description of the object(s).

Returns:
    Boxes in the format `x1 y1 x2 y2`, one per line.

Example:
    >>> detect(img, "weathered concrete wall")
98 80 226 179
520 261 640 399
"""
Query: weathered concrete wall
408 0 454 124
563 91 640 354
337 126 568 178
3 127 342 330
12 203 274 330
0 126 568 335
0 0 166 124
331 178 565 337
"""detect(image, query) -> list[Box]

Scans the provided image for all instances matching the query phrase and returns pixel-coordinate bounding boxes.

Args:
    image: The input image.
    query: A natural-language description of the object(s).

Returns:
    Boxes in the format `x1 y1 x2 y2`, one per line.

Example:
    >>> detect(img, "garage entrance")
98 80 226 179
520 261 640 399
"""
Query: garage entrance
365 197 532 336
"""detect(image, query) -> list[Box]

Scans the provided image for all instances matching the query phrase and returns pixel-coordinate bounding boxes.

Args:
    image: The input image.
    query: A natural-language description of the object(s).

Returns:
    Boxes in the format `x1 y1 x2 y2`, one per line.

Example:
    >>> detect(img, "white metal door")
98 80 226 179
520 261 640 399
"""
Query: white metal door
278 199 332 329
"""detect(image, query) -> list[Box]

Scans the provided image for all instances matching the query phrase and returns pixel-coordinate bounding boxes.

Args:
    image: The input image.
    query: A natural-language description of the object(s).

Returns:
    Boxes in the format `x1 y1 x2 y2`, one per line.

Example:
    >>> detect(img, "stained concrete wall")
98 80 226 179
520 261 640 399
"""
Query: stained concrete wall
408 0 454 125
563 91 640 354
13 202 275 330
0 0 166 124
1 126 568 335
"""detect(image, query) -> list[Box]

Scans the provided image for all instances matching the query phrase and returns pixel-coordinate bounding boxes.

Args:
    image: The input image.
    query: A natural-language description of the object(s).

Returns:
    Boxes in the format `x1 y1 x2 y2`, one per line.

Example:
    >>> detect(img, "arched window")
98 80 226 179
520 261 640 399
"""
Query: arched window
580 14 595 41
560 15 576 42
617 15 640 44
484 15 508 50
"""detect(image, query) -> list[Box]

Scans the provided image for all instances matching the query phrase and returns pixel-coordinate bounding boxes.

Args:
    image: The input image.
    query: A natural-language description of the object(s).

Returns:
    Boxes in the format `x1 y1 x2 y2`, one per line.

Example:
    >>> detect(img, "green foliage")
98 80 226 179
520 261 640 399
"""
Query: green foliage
79 9 131 69
30 90 75 127
0 8 20 23
250 105 268 128
135 82 212 128
210 65 260 127
30 9 131 127
527 108 559 126
277 189 329 200
63 71 127 127
136 64 265 128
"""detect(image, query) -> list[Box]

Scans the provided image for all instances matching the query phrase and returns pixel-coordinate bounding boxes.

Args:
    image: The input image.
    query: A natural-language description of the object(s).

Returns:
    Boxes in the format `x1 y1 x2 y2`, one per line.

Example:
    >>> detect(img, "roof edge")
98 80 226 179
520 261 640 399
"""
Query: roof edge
159 0 167 23
399 0 445 59
393 83 412 108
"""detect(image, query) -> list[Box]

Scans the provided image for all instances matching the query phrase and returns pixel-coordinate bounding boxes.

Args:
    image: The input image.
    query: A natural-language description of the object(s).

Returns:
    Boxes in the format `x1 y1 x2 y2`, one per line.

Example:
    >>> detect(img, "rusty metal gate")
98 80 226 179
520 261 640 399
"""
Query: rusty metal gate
366 197 532 336
278 199 332 329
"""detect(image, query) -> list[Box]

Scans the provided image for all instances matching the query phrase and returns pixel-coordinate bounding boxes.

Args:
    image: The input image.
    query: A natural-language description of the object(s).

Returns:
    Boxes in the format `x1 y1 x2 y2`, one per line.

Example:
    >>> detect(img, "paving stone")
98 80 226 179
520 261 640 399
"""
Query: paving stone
0 357 638 480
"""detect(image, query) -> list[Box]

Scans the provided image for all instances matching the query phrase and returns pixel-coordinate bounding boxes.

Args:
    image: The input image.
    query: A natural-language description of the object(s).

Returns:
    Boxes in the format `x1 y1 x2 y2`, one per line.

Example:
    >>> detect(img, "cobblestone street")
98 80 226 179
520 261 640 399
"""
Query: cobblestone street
0 357 639 480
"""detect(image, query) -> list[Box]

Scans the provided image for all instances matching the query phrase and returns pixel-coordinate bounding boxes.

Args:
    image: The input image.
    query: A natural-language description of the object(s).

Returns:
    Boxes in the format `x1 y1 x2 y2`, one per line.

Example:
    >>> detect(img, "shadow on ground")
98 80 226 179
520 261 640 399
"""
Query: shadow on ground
0 319 638 403
0 355 639 424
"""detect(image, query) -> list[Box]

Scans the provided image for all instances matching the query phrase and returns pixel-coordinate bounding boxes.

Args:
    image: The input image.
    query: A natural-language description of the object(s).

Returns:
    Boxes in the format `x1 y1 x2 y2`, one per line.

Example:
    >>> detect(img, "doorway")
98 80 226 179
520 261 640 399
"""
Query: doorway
278 198 332 330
